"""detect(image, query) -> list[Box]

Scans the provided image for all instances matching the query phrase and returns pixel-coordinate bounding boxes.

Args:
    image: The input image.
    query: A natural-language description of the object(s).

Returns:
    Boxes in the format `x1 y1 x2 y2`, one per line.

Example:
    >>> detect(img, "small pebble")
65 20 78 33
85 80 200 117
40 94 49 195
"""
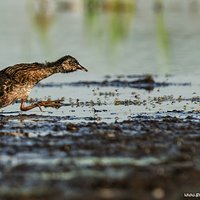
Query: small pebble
152 187 165 199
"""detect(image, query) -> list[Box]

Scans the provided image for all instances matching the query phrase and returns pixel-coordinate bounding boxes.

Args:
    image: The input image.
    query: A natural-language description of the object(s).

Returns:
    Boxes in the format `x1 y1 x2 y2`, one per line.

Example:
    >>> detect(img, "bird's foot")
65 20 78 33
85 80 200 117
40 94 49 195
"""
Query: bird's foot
20 99 64 111
36 99 64 110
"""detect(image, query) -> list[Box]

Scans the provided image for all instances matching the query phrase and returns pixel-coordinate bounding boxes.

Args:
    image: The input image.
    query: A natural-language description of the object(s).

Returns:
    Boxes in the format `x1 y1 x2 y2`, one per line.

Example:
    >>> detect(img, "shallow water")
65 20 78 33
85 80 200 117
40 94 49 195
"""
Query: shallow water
0 0 200 120
1 75 199 124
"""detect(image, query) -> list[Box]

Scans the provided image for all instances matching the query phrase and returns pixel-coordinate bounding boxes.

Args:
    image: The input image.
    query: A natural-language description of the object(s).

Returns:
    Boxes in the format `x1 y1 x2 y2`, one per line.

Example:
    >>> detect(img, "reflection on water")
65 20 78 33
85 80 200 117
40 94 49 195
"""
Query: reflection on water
27 0 55 52
154 0 171 73
84 0 135 51
0 155 165 169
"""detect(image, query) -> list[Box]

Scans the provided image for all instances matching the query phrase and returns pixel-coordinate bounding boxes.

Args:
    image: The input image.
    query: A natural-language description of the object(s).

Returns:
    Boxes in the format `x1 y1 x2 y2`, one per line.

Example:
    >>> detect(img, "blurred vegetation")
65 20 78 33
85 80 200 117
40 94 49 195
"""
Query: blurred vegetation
154 0 171 72
83 0 135 49
84 0 135 12
27 0 55 53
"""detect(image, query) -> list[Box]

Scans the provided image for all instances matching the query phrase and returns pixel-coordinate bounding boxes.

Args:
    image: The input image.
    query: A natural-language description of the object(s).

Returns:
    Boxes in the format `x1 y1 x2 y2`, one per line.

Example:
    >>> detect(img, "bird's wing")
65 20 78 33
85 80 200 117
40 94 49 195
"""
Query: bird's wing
0 70 12 97
2 64 30 81
1 63 42 84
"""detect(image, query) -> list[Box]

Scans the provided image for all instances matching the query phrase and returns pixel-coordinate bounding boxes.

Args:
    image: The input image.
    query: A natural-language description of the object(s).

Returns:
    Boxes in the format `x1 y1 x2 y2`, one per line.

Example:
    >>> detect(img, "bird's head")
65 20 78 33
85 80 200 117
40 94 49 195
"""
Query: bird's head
56 55 88 73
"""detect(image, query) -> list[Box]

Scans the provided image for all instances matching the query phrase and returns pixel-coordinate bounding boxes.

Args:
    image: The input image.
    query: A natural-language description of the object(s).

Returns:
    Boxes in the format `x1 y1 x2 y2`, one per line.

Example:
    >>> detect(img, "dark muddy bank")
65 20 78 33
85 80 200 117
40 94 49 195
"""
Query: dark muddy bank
0 114 200 200
38 74 191 91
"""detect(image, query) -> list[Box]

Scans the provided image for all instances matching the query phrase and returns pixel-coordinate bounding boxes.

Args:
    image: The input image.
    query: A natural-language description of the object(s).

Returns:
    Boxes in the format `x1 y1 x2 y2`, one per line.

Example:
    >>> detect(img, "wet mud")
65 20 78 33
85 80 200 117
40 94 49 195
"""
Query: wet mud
0 75 199 200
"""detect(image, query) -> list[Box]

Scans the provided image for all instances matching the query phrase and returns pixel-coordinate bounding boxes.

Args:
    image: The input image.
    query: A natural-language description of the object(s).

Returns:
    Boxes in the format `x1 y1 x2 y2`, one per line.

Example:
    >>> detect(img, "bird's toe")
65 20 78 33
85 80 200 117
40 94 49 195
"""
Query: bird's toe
37 99 64 109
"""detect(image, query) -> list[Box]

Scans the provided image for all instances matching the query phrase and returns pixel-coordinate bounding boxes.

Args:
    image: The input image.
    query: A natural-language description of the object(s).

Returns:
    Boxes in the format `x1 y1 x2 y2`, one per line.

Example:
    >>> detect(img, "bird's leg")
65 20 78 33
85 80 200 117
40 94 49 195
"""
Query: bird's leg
20 99 63 111
35 99 64 109
20 99 43 111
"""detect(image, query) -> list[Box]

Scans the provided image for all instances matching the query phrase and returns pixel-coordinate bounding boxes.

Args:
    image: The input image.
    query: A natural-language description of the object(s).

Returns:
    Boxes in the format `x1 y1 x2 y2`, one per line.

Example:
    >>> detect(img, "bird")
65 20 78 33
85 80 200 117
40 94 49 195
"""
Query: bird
0 55 88 111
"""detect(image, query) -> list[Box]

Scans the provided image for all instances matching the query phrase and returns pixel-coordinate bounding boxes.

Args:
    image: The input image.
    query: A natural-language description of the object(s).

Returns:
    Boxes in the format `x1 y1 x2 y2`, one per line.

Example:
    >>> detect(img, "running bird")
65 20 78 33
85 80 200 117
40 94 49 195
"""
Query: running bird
0 55 88 111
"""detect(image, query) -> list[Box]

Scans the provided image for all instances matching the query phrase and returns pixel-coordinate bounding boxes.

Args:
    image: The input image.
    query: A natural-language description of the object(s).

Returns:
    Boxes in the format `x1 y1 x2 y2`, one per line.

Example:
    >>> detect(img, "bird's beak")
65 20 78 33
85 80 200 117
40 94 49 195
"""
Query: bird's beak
77 64 88 72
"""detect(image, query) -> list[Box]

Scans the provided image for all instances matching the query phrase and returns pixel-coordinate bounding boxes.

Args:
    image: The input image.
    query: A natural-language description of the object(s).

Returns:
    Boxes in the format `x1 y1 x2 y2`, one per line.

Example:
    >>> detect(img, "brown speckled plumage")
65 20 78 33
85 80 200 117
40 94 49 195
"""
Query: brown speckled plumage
0 55 88 111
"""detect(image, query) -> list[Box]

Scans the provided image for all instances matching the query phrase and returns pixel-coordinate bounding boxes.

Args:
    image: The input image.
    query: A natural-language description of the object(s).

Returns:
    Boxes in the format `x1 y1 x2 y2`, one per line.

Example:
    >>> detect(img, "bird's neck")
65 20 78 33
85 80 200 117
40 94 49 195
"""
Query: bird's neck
29 63 60 84
44 61 63 74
